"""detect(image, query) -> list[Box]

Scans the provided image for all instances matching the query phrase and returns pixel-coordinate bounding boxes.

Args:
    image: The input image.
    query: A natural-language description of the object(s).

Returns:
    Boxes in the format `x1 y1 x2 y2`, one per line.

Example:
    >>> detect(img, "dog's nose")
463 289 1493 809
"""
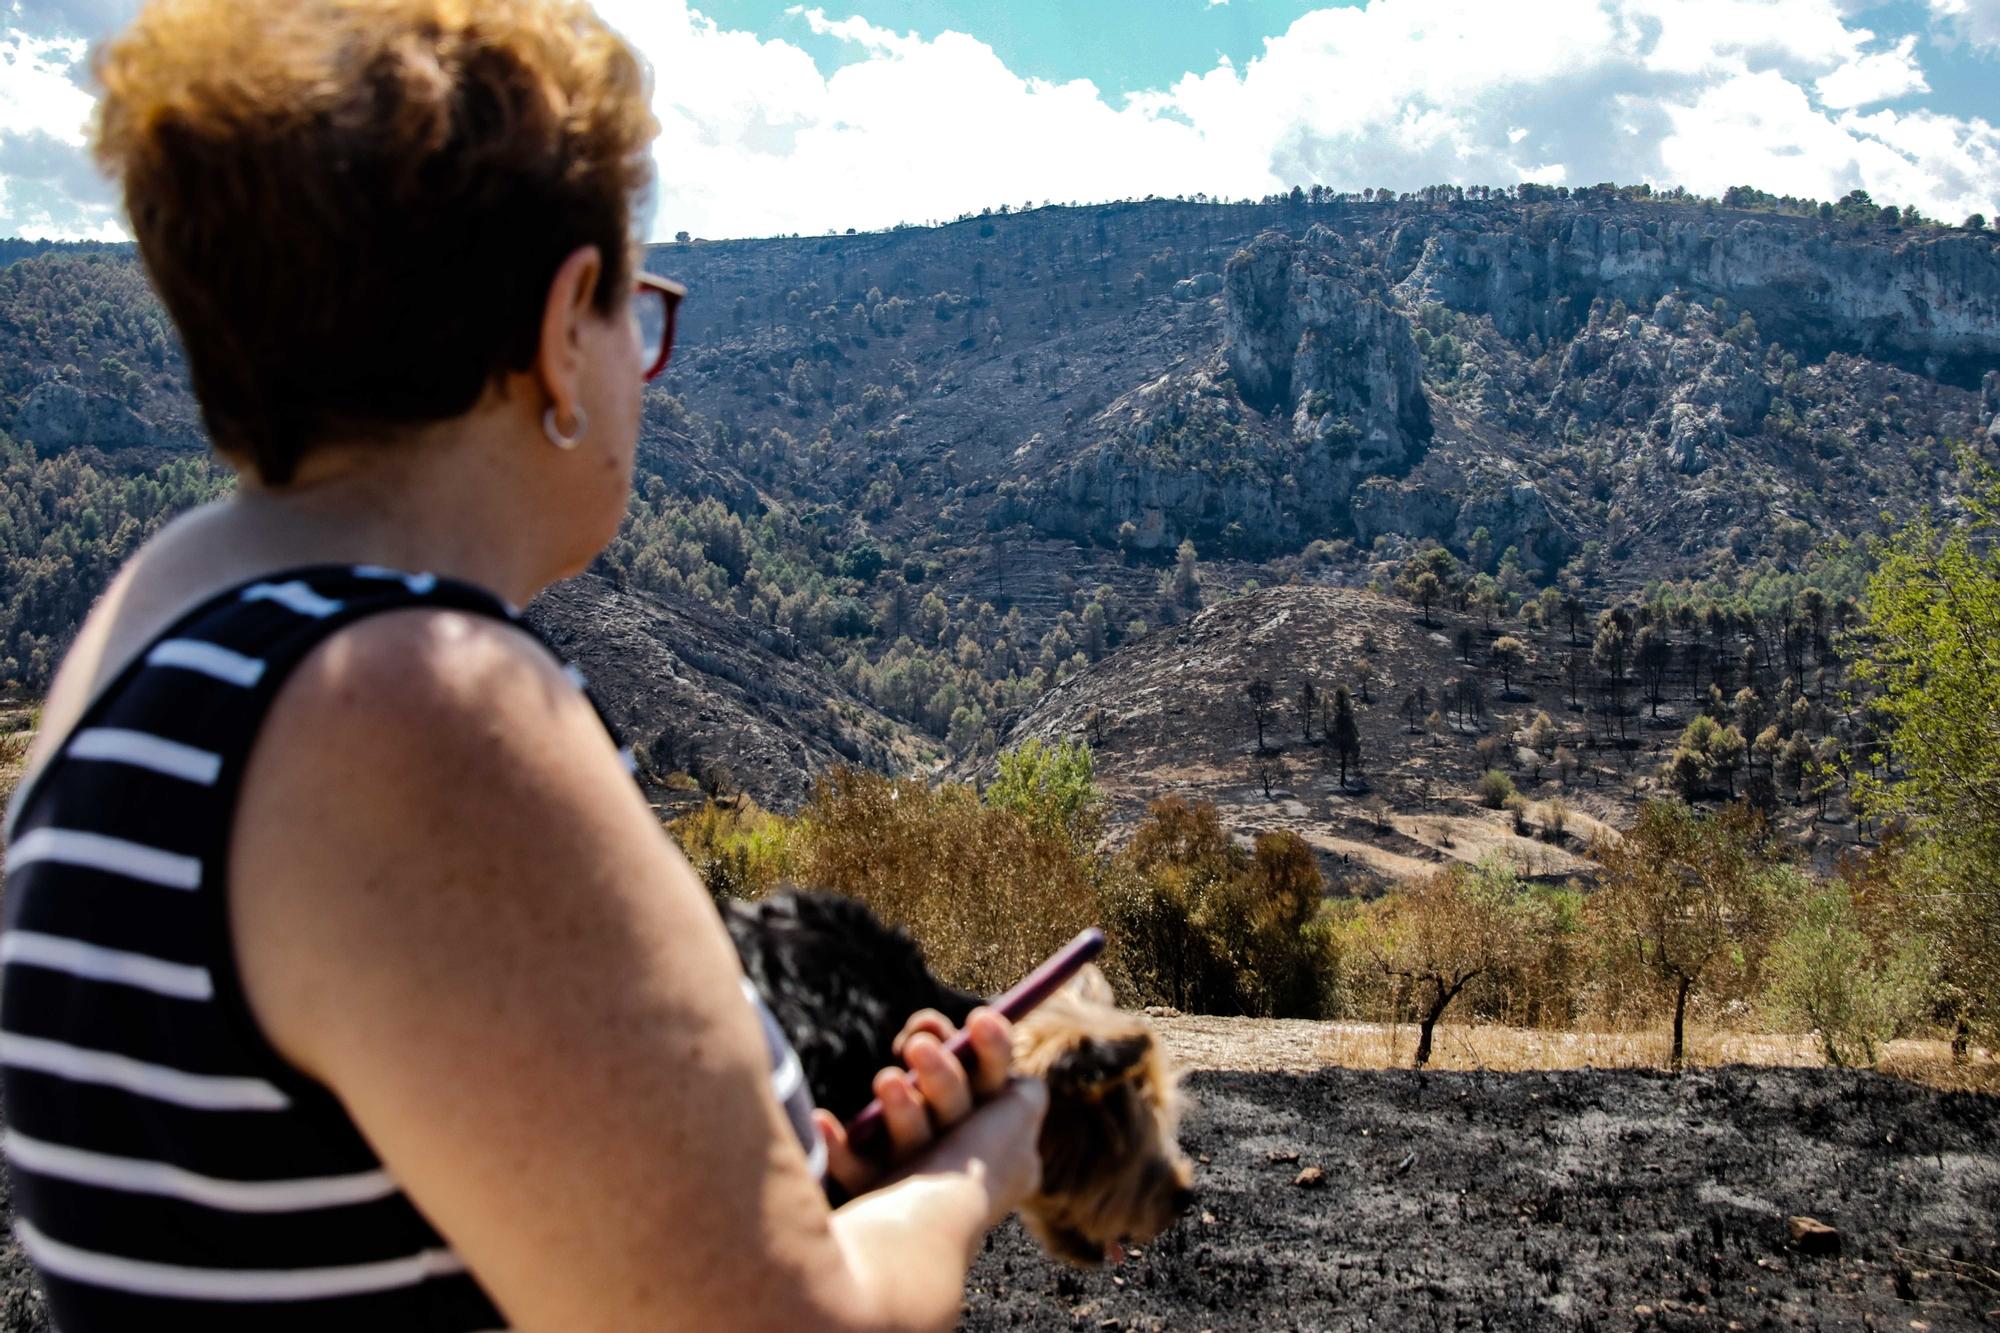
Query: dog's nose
1171 1185 1196 1216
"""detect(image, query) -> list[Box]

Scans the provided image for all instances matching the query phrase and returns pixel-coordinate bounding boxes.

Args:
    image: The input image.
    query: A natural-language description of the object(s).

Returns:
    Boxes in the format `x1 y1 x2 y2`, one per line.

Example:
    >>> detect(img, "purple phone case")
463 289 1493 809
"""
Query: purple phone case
841 927 1106 1153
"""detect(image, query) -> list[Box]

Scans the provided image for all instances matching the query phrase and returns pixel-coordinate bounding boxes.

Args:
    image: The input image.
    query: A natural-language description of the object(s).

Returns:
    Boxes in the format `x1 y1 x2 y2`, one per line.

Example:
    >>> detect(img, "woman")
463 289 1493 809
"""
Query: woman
0 1 1045 1329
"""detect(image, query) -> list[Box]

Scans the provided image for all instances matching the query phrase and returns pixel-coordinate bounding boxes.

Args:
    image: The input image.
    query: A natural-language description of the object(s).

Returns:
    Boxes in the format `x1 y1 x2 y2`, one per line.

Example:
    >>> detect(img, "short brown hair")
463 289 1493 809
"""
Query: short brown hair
93 0 659 484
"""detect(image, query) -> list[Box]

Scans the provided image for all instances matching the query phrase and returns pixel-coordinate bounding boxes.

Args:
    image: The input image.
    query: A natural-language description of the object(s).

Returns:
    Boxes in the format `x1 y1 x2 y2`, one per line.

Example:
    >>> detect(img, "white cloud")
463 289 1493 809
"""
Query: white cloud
598 0 1997 237
3 0 1997 242
0 31 94 145
0 29 120 237
1926 0 2000 52
1814 35 1928 107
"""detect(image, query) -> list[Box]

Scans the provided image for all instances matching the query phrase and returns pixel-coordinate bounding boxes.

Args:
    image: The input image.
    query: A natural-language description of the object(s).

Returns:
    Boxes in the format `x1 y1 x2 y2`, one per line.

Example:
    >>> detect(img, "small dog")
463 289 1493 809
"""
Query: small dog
726 891 1195 1265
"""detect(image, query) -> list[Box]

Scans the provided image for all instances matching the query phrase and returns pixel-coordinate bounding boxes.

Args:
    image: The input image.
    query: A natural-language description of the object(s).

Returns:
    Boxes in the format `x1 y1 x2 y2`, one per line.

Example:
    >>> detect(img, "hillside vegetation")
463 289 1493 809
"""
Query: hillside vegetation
3 190 1995 810
1 192 1995 1060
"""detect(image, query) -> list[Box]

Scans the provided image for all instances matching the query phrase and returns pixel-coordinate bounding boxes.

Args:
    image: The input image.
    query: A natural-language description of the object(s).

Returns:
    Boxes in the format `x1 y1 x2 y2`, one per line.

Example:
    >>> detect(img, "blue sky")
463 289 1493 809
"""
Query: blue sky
711 0 1349 96
3 0 1997 240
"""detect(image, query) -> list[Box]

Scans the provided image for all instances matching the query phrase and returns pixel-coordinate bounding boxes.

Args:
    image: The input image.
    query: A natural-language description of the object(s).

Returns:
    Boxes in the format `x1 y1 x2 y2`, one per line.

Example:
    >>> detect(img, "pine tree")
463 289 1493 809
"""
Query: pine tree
1331 685 1362 787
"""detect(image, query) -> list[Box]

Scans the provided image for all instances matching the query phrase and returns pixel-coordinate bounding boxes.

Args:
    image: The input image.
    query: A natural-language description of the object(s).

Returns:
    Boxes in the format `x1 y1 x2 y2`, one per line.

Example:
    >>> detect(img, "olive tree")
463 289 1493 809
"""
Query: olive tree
1365 861 1525 1068
1594 801 1774 1070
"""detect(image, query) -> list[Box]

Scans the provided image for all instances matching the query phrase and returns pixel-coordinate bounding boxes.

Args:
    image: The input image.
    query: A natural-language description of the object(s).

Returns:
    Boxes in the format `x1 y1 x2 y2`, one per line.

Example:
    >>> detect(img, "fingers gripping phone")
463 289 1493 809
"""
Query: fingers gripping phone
841 927 1106 1152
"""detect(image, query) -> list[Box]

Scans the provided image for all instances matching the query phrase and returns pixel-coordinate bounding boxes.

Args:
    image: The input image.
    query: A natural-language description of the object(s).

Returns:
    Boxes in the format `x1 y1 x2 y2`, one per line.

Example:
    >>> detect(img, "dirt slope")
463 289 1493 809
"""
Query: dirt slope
970 583 1631 888
526 572 928 810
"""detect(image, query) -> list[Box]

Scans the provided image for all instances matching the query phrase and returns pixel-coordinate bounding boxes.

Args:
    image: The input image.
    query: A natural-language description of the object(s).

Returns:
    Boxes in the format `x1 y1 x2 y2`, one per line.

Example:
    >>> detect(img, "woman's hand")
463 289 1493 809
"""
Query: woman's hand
814 1006 1037 1204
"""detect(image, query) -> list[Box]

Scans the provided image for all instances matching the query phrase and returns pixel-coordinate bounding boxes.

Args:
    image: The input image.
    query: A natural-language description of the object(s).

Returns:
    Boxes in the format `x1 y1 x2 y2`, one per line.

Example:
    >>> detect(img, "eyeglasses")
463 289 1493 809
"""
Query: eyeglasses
633 272 685 382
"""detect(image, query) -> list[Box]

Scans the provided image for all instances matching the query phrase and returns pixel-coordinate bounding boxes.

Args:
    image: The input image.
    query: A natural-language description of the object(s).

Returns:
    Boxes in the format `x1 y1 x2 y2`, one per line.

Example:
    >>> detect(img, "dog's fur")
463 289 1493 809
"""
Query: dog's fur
726 891 1194 1265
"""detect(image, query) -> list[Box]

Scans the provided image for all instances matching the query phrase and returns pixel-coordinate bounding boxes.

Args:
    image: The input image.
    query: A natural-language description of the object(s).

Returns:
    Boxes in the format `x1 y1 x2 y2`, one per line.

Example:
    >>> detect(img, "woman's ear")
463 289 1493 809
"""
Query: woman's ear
536 244 604 425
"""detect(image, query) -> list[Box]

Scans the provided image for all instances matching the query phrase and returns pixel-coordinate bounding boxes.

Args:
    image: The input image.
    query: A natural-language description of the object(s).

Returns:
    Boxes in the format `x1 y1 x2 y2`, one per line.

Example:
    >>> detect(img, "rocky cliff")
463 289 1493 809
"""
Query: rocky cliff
1394 211 2000 386
8 380 186 453
1025 227 1433 555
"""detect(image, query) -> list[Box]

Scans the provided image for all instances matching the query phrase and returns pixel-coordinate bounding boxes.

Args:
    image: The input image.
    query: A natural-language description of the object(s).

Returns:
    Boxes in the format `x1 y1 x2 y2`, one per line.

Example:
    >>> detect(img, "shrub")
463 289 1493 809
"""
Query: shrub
1108 798 1334 1017
1762 873 1930 1067
1540 797 1570 843
1480 770 1517 808
1505 792 1532 835
668 797 797 902
983 737 1102 851
796 770 1097 994
1555 745 1579 785
1510 884 1589 1029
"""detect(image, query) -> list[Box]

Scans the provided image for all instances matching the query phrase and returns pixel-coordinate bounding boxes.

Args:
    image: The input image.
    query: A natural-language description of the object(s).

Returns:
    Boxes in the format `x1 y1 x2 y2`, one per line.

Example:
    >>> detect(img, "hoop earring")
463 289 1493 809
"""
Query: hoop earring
543 406 589 451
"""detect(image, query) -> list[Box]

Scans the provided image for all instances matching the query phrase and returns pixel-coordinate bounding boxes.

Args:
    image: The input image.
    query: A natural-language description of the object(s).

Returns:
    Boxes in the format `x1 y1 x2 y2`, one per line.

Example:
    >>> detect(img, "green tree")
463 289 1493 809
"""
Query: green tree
1490 635 1527 695
1167 538 1203 610
983 738 1102 852
1666 714 1747 799
1854 461 2000 1040
1410 571 1443 626
1363 860 1526 1068
1594 801 1774 1070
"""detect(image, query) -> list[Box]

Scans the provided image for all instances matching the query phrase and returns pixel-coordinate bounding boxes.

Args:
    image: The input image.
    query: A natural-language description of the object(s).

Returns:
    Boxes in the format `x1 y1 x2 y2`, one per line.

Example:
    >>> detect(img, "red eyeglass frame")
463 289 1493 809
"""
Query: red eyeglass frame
637 272 686 382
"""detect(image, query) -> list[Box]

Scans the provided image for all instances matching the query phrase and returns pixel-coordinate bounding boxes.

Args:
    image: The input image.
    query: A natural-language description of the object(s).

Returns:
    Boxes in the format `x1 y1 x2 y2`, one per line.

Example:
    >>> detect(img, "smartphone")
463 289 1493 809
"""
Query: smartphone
842 926 1106 1151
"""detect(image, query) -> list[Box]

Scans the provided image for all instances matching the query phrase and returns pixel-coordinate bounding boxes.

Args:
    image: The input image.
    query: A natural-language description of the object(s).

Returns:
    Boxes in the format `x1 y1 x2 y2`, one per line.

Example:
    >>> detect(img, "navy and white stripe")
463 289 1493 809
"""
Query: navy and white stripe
2 564 821 1331
66 728 223 785
0 933 213 1000
143 639 264 688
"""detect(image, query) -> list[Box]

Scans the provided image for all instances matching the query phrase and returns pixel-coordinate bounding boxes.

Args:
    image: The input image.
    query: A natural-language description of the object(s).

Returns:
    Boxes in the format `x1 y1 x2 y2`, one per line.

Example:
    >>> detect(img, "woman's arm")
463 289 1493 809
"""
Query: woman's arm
230 609 1042 1332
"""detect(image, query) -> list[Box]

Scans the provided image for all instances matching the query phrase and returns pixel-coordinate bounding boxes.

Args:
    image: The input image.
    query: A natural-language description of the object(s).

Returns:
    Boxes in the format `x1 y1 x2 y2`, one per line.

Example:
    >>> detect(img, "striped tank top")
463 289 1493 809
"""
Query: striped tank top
0 565 823 1331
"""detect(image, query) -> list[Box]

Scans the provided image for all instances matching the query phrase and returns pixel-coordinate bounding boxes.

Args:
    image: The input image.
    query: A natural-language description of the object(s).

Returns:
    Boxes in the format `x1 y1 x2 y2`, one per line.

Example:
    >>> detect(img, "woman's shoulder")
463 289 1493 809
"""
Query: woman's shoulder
246 595 610 833
229 583 646 1081
285 597 563 713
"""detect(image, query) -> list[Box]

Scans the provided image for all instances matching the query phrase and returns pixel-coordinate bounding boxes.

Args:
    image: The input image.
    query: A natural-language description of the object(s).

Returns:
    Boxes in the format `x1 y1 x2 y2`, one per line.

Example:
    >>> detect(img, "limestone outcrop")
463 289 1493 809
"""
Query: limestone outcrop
1027 229 1432 555
1350 472 1578 573
10 380 171 453
1396 211 2000 386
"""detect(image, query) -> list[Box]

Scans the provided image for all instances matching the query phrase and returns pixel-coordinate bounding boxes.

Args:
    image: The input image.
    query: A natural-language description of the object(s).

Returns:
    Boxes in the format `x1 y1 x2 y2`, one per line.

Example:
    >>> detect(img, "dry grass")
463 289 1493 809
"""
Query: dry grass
1149 1013 2000 1092
0 705 35 815
1388 811 1597 879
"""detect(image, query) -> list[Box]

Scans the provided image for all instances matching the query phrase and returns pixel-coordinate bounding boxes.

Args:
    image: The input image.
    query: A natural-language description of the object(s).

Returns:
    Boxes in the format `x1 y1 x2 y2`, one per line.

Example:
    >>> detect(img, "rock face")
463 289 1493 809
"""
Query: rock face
525 573 917 810
1985 369 2000 440
1665 402 1723 474
1350 471 1578 573
10 379 170 453
1027 229 1432 555
1396 211 2000 387
1172 272 1223 302
1223 227 1432 460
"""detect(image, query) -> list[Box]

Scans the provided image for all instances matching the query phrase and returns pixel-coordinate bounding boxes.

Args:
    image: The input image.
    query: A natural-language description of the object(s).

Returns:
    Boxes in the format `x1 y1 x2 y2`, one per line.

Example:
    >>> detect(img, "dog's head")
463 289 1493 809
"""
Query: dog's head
1011 965 1194 1266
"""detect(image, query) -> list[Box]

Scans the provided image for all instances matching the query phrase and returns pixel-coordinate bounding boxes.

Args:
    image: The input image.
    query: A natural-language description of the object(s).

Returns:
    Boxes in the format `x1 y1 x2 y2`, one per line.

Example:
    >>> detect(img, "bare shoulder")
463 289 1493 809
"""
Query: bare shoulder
231 605 688 1080
227 608 851 1328
269 605 585 743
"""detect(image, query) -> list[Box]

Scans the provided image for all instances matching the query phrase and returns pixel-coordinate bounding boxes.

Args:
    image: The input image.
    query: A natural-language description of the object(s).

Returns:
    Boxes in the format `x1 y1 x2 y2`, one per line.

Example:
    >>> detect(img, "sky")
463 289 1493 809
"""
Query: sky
2 0 1997 242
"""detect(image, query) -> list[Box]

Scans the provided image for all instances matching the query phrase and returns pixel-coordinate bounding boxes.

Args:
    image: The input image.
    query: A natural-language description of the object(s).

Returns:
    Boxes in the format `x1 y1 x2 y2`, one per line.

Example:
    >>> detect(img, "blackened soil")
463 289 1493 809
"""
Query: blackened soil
961 1067 2000 1332
1 1067 1992 1330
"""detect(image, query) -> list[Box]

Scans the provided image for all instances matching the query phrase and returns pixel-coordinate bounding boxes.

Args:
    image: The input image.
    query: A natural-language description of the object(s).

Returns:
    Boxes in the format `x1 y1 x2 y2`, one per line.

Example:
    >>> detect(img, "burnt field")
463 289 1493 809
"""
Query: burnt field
1 1066 1995 1330
963 1067 2000 1331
